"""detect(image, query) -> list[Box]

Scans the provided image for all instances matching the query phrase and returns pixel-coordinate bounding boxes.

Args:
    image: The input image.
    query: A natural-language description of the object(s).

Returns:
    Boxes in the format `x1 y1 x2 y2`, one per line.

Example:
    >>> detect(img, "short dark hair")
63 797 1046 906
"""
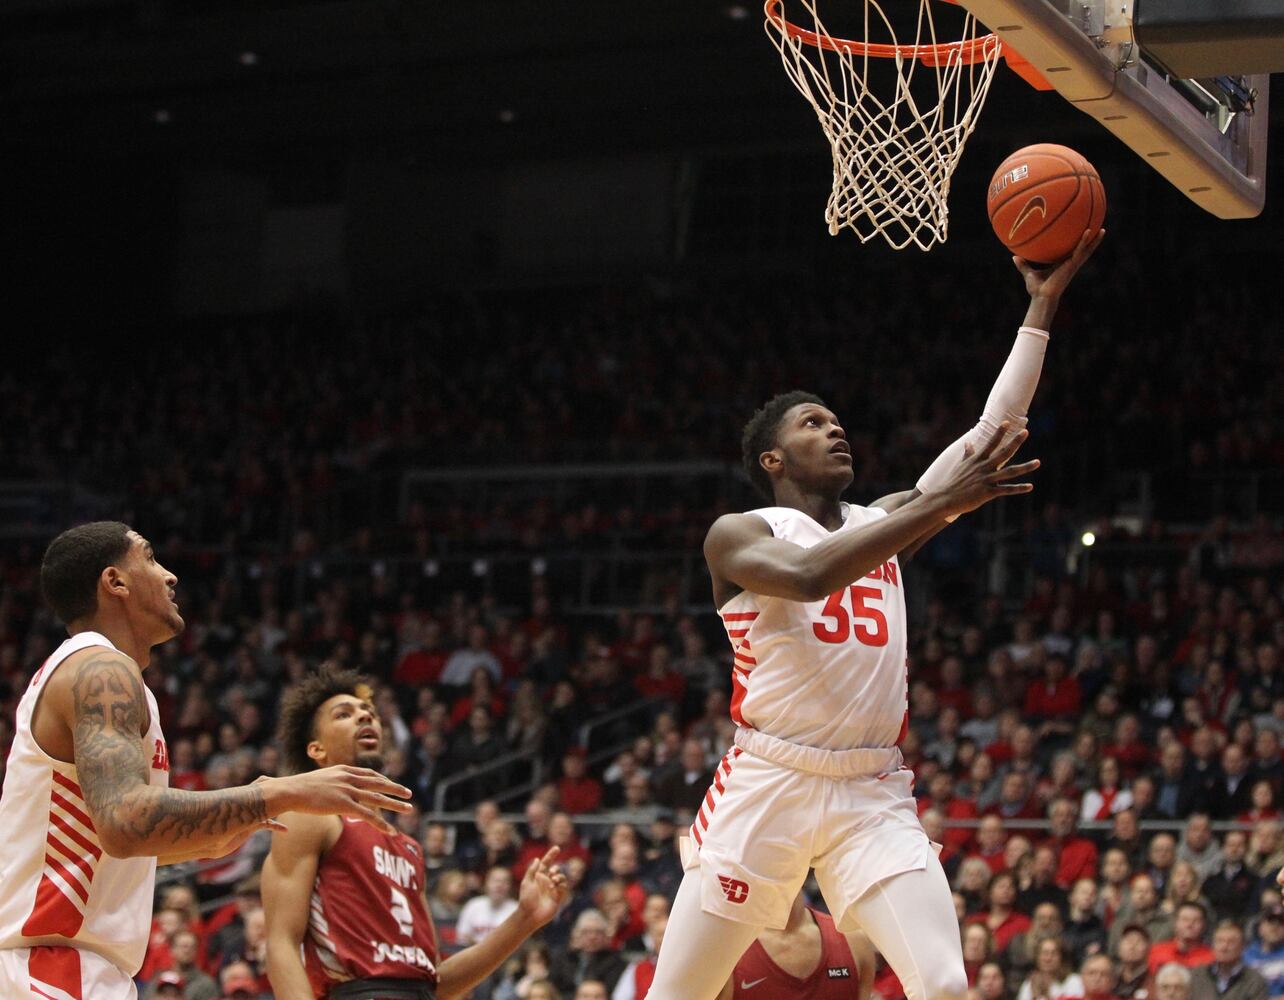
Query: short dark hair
276 664 374 774
40 521 133 624
740 391 825 499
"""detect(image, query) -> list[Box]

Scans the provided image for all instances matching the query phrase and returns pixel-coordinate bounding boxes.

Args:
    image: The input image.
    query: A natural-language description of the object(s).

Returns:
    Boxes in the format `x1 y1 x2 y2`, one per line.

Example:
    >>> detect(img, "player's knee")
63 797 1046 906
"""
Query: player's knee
923 965 969 1000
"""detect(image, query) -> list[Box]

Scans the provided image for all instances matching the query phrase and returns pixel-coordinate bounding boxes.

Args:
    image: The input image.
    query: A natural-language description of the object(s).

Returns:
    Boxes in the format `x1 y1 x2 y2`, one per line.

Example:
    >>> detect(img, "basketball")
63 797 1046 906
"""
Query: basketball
987 143 1107 264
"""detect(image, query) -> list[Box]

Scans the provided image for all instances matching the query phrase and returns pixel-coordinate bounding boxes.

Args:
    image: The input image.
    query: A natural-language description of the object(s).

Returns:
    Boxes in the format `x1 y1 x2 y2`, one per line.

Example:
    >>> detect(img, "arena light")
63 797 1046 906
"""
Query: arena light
726 4 750 19
238 51 259 66
1081 531 1096 547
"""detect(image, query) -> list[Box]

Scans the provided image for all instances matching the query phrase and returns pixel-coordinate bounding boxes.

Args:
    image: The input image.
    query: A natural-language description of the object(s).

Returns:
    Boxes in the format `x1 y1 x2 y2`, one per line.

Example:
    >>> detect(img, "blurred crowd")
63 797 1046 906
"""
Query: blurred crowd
0 262 1280 556
0 510 1280 999
0 269 1280 1000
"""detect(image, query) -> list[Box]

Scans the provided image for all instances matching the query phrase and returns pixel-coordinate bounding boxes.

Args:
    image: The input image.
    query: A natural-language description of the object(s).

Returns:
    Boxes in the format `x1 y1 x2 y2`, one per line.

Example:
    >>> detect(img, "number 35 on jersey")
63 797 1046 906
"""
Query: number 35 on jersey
812 560 898 647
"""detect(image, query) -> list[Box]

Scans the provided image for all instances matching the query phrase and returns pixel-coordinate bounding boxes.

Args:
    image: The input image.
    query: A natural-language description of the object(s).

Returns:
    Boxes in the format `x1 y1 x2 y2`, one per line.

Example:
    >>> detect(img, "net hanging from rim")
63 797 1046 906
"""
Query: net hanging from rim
765 0 1003 250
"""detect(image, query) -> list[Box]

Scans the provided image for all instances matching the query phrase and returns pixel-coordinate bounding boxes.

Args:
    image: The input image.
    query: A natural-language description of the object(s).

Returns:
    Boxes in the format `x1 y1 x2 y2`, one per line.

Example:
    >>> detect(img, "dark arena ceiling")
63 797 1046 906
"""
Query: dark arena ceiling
1 0 1129 161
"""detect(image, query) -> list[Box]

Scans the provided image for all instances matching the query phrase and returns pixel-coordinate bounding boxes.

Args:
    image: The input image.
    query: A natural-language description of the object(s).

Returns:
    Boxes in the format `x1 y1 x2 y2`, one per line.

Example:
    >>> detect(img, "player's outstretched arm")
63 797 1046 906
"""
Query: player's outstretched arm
263 815 332 1000
707 429 1032 602
437 847 569 1000
60 649 412 858
915 229 1103 507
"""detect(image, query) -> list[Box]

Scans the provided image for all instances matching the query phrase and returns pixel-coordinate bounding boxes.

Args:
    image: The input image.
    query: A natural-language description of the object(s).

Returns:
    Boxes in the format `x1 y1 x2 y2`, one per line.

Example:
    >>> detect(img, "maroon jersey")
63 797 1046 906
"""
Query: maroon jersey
732 908 859 1000
305 818 439 996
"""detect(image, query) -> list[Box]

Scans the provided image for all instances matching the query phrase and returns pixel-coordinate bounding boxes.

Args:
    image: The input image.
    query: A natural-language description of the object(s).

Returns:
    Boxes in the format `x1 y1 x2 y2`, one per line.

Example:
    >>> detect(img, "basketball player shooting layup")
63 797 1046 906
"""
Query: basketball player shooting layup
262 665 569 1000
0 523 414 999
647 229 1105 1000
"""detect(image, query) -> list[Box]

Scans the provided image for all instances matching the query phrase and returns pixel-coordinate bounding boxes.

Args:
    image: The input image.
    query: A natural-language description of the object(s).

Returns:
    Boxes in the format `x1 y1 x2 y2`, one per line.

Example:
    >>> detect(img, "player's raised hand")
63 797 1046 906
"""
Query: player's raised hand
939 422 1040 517
517 846 570 927
259 765 414 834
1015 227 1105 300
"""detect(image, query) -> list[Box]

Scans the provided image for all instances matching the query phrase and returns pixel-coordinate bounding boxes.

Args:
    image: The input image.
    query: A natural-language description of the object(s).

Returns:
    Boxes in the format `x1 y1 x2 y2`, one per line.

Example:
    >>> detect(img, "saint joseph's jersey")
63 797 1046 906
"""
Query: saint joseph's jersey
305 818 439 995
732 907 860 999
718 503 908 750
0 632 169 976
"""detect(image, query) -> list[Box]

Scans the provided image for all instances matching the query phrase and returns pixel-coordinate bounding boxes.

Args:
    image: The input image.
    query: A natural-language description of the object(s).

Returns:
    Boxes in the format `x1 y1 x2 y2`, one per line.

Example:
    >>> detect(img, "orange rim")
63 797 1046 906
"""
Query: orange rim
764 0 1000 65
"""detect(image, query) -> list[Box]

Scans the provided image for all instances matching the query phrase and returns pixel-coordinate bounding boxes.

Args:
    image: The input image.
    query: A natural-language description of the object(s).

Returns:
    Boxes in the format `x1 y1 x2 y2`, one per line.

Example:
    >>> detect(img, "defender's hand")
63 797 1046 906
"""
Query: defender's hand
517 846 569 927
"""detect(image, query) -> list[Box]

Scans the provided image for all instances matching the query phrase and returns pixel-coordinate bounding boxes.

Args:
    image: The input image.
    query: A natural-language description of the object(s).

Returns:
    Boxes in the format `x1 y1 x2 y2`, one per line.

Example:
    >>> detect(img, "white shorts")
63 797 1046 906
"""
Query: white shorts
686 728 932 932
0 945 137 999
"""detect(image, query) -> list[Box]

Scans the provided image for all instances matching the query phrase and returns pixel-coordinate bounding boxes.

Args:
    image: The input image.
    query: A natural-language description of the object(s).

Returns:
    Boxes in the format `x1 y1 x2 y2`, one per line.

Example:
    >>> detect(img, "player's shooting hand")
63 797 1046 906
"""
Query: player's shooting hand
939 422 1040 517
262 765 414 835
517 846 570 927
1015 227 1105 300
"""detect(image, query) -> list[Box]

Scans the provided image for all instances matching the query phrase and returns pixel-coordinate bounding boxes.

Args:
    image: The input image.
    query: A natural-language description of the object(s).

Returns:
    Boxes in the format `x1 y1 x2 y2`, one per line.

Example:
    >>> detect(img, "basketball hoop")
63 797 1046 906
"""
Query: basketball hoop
765 0 1004 249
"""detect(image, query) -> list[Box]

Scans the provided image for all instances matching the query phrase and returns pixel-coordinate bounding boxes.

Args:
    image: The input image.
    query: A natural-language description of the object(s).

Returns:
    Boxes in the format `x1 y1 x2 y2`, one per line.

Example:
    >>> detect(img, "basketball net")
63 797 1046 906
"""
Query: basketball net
765 0 1003 250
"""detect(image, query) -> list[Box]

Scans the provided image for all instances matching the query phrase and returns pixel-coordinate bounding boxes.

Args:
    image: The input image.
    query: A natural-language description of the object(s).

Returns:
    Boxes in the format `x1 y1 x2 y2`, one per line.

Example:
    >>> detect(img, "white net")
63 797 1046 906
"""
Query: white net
765 0 1003 250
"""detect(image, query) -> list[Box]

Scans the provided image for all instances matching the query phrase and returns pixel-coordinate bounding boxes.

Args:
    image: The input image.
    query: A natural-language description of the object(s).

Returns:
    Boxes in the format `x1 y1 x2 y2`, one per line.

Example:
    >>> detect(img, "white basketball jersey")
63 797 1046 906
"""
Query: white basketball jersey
719 503 909 750
0 632 168 976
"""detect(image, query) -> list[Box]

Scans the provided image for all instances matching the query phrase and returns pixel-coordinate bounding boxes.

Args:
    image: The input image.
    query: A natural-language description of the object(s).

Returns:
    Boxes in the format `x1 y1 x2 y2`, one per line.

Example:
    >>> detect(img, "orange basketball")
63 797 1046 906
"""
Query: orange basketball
987 143 1106 264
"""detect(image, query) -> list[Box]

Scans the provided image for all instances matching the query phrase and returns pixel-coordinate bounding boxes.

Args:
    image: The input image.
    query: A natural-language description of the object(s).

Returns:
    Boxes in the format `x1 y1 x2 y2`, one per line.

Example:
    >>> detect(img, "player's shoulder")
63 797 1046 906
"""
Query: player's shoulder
43 643 144 712
56 643 140 680
271 810 341 854
705 510 775 546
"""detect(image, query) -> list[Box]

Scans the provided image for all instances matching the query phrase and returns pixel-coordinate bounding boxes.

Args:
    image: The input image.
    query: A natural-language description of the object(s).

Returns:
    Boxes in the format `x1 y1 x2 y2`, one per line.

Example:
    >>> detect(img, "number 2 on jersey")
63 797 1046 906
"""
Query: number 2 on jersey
812 585 888 646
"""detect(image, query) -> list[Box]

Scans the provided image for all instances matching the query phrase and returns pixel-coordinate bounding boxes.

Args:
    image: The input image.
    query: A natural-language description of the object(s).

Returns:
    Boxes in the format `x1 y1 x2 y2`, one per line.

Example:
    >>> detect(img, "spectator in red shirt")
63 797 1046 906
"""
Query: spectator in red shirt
968 871 1032 954
632 645 686 709
546 810 593 868
987 772 1044 821
557 748 604 815
963 923 998 986
966 815 1010 875
512 799 552 880
1148 902 1215 975
919 771 980 852
168 738 209 792
1104 714 1154 781
393 618 448 685
1024 655 1082 724
1042 796 1100 889
937 656 974 718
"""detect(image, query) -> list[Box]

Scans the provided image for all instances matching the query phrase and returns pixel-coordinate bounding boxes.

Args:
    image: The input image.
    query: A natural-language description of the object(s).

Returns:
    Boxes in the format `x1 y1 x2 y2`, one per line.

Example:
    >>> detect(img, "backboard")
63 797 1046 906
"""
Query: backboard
954 0 1276 218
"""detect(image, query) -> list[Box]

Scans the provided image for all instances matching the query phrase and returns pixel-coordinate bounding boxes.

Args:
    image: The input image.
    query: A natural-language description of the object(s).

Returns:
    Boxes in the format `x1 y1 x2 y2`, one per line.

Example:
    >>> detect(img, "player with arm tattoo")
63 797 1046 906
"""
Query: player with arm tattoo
0 522 412 999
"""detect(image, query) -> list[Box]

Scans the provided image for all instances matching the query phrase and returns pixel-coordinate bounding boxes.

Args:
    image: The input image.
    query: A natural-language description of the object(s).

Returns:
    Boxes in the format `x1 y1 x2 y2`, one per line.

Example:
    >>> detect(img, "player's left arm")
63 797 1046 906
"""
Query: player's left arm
846 929 876 1000
913 230 1104 517
156 828 257 866
436 847 568 1000
869 488 945 563
714 975 735 1000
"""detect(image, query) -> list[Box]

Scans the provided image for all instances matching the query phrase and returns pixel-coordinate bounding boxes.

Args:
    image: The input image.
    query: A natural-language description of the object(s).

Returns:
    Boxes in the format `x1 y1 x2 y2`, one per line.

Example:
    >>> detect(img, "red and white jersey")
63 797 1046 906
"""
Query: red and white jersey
0 632 168 976
304 817 439 995
732 907 859 999
719 503 908 750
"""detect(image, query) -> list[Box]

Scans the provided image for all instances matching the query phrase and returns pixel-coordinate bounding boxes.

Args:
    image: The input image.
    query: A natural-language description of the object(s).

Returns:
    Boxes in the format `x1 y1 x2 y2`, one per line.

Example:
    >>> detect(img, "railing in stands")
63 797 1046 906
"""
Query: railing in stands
433 748 543 813
578 697 663 756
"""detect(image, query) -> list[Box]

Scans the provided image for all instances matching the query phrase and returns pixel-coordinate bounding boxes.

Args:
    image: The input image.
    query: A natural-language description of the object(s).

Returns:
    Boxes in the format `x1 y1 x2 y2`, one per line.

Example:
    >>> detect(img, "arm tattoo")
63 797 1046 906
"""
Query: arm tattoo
72 653 266 852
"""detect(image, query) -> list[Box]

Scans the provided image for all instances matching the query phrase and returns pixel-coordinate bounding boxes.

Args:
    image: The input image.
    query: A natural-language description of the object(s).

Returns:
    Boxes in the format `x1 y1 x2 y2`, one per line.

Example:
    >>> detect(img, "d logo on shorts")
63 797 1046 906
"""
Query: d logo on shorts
717 874 750 904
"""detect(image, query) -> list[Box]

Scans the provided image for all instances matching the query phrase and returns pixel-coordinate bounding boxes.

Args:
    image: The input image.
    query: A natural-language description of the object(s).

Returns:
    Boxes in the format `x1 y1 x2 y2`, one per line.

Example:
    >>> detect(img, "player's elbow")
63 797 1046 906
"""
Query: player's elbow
96 826 143 859
790 565 836 603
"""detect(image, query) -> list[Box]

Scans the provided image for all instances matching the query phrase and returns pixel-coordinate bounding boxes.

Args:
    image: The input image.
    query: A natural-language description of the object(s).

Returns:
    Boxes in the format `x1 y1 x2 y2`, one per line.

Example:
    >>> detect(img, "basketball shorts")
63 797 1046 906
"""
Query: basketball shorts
685 727 933 932
0 944 137 999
